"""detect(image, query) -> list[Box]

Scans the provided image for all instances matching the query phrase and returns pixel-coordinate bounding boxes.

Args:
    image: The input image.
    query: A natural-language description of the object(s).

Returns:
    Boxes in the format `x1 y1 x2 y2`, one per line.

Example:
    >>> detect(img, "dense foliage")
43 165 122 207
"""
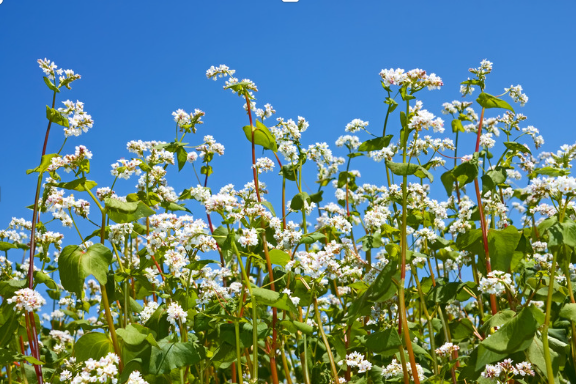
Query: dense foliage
1 59 576 384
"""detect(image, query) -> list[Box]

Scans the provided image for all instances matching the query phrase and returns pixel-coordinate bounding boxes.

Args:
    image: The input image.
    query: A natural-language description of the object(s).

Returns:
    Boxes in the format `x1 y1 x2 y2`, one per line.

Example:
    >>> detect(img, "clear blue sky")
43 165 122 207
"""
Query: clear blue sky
1 1 575 247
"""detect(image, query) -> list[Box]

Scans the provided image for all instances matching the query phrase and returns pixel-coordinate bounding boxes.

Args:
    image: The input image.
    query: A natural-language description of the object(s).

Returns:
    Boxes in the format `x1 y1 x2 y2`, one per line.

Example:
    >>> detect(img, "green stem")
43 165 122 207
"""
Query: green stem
542 249 558 384
314 298 339 384
399 98 421 384
235 321 244 384
231 240 258 381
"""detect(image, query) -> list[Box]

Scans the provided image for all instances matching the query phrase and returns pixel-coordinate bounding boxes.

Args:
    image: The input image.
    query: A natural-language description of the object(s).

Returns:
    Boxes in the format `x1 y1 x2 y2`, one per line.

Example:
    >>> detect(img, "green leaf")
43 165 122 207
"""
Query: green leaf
290 192 311 211
481 167 507 193
104 197 155 224
242 120 278 152
43 77 60 93
481 306 544 354
358 135 393 152
476 92 515 113
176 146 188 171
268 249 291 267
309 190 324 204
58 243 113 295
365 328 402 353
149 339 204 374
384 97 398 112
0 241 17 252
386 161 433 181
74 332 115 362
461 79 484 87
441 160 479 196
451 119 464 133
546 220 576 249
280 320 313 335
488 226 522 271
117 324 155 346
26 153 60 175
260 201 276 216
526 336 559 382
428 282 465 304
33 270 57 289
46 106 69 127
160 201 190 213
299 232 326 245
345 263 398 321
251 287 297 312
532 167 571 177
559 303 576 322
504 141 531 154
50 177 97 192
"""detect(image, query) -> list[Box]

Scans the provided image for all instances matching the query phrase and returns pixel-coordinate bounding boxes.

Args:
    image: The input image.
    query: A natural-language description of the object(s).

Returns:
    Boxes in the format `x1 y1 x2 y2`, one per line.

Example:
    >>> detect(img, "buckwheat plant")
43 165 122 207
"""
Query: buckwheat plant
1 58 576 384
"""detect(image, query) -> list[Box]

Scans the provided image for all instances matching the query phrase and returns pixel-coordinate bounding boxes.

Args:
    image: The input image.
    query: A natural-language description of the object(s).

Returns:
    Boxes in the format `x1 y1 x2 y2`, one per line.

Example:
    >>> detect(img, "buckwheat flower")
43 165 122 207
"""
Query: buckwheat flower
469 59 493 80
111 159 142 180
196 135 225 157
58 100 94 137
7 288 46 312
206 64 236 80
364 205 391 231
282 289 301 306
515 362 535 376
38 58 58 79
253 157 275 173
345 119 369 133
96 187 116 201
460 83 475 96
382 358 425 381
479 270 513 296
58 69 81 90
188 185 211 202
166 302 187 326
441 101 461 115
408 106 444 133
340 352 372 373
435 342 460 358
172 109 190 127
506 84 528 106
532 241 547 252
126 371 149 384
479 133 496 148
481 364 502 379
239 228 259 247
336 135 361 149
255 103 276 120
60 370 72 382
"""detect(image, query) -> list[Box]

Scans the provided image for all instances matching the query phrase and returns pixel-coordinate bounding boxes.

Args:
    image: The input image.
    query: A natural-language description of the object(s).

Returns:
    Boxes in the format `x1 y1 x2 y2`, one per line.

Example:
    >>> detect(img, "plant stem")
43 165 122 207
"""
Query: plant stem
399 98 421 384
542 248 558 384
234 321 244 384
231 241 258 381
314 298 339 384
472 107 497 315
244 95 279 384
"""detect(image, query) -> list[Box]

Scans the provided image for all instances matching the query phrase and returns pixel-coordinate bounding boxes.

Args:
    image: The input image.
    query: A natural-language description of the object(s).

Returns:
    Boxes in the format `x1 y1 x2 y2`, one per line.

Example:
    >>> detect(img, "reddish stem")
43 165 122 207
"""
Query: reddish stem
473 108 498 315
244 96 279 384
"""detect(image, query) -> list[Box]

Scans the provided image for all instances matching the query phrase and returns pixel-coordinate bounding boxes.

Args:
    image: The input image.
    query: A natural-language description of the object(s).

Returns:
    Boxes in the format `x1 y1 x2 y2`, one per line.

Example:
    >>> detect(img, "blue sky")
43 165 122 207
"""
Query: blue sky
1 1 575 256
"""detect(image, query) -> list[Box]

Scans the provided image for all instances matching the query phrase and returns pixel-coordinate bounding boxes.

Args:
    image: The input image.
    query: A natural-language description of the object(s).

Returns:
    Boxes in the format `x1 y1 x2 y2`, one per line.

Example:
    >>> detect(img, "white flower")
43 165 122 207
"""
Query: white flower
126 371 149 384
506 84 528 106
7 288 46 312
140 301 159 323
166 302 187 326
345 119 369 133
479 270 513 296
253 157 275 173
435 342 460 357
239 228 259 247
